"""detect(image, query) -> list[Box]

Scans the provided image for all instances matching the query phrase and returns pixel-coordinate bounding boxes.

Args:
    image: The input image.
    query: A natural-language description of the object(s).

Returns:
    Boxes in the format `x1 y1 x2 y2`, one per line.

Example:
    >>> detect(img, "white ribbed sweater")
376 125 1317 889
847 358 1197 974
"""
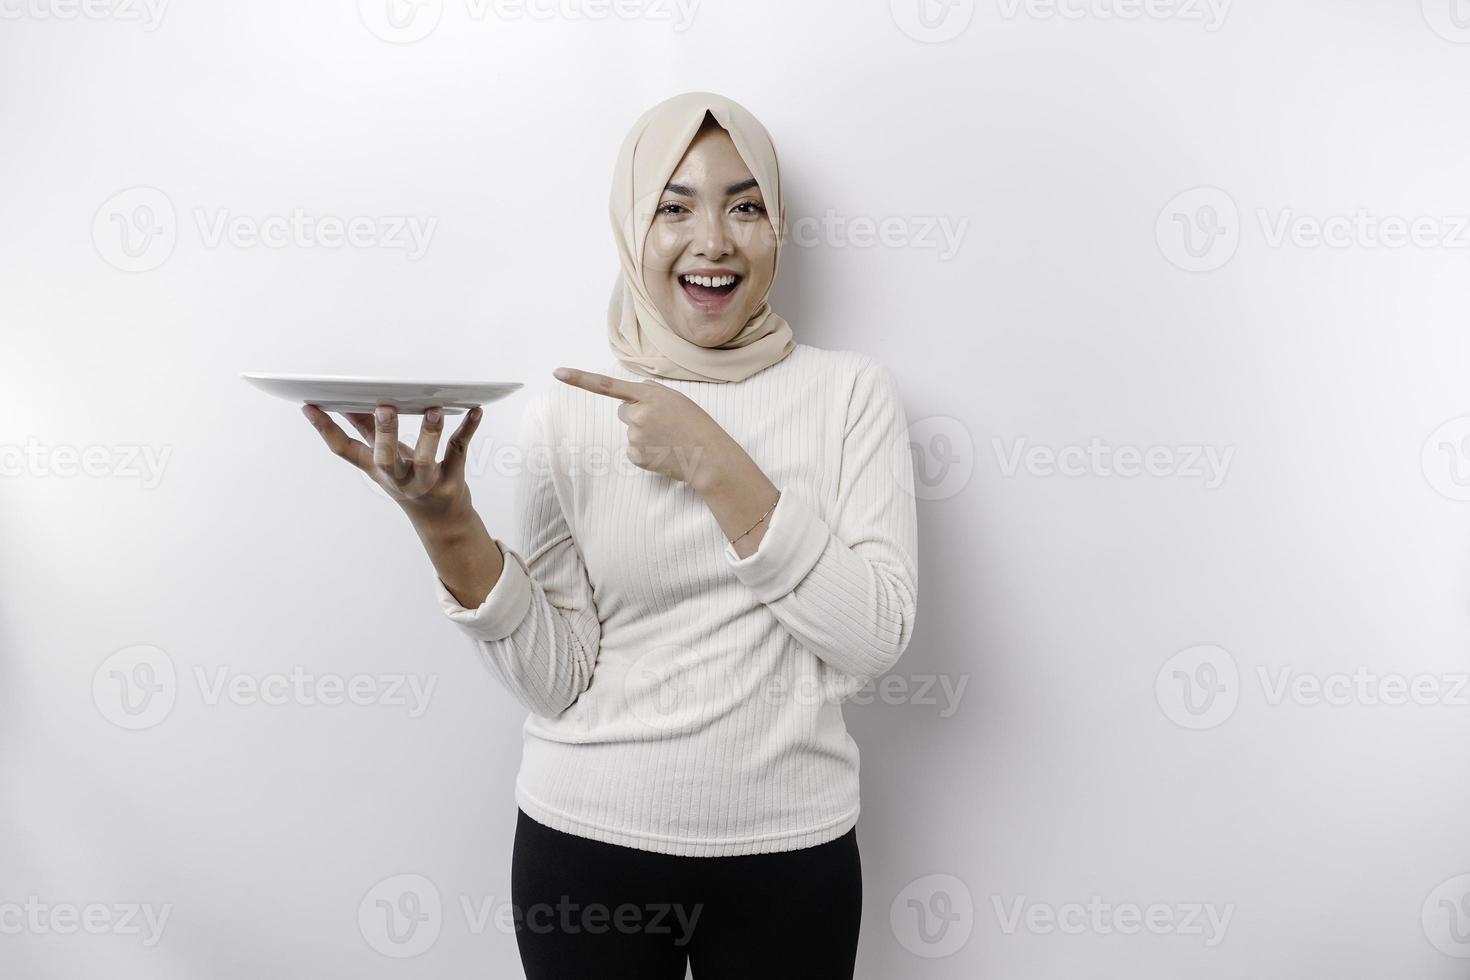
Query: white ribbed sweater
434 343 918 856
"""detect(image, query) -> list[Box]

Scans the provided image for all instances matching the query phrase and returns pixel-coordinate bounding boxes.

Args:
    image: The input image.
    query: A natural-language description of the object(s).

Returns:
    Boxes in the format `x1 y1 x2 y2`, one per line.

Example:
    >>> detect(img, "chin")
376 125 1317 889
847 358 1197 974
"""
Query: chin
674 316 743 348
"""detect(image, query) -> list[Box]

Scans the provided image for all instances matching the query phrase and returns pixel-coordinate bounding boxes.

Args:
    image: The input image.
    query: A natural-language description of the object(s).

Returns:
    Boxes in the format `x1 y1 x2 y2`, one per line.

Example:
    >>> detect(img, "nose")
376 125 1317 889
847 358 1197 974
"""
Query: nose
692 208 733 260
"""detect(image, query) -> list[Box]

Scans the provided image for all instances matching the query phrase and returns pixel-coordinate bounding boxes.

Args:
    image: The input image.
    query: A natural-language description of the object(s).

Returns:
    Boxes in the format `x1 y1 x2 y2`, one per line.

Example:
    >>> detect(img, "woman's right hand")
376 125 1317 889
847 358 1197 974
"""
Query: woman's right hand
302 403 483 530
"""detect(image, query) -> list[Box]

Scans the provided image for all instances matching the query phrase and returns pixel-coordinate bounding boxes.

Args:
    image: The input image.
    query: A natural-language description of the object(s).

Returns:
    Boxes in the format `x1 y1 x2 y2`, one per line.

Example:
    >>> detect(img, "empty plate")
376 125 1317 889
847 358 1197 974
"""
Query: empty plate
242 373 523 415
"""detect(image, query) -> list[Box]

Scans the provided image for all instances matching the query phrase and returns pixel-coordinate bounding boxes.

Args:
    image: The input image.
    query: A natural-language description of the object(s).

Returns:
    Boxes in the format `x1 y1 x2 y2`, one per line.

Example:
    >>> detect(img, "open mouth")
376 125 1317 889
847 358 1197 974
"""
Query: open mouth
678 272 743 311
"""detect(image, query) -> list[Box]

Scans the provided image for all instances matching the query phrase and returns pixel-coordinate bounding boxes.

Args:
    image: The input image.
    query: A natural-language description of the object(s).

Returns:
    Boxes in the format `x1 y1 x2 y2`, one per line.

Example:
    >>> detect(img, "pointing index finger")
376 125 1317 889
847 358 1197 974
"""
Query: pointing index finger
553 367 641 402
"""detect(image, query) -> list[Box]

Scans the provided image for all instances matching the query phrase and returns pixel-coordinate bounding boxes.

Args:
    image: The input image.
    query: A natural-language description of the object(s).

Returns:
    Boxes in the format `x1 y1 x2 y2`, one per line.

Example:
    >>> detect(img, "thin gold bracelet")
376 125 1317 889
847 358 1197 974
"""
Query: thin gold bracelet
731 492 780 544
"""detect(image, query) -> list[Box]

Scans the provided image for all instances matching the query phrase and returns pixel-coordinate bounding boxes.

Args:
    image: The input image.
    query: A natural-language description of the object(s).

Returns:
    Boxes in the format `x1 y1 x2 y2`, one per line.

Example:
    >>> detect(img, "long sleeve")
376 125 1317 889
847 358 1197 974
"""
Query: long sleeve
432 394 599 718
722 359 919 693
441 346 910 856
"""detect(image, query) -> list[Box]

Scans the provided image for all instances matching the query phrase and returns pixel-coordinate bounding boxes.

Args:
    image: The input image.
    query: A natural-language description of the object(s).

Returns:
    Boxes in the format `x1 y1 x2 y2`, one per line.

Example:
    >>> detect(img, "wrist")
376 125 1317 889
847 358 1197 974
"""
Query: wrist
409 503 482 547
693 438 748 497
729 492 780 545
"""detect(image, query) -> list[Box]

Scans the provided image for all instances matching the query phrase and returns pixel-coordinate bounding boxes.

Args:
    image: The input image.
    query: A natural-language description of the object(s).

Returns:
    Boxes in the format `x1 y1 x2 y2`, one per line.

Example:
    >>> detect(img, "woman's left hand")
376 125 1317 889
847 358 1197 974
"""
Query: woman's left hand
553 367 739 491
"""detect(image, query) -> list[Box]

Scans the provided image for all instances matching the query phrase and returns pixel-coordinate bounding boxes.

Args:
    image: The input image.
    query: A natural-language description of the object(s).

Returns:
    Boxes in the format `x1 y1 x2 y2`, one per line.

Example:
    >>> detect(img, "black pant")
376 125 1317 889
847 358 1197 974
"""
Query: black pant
510 808 862 979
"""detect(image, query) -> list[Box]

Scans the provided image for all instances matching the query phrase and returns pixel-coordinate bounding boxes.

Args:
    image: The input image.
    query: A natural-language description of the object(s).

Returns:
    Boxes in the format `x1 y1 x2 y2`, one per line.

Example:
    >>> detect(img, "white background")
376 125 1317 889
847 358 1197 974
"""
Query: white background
4 0 1470 977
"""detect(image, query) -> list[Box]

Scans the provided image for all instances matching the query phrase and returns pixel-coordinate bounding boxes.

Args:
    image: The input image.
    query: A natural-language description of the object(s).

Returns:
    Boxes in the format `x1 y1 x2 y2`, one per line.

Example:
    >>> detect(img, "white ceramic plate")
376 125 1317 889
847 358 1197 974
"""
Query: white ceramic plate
242 373 523 415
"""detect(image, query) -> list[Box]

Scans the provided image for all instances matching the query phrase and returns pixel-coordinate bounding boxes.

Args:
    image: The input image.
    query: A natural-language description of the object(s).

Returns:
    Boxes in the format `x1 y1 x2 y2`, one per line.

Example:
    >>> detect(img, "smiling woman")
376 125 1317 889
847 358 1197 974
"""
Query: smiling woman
639 120 777 341
607 93 794 382
302 91 918 980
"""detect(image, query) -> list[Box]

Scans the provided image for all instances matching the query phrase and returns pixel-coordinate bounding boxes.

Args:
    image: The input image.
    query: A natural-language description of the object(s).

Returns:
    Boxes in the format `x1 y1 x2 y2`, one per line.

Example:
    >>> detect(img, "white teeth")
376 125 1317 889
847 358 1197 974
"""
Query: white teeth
682 274 737 288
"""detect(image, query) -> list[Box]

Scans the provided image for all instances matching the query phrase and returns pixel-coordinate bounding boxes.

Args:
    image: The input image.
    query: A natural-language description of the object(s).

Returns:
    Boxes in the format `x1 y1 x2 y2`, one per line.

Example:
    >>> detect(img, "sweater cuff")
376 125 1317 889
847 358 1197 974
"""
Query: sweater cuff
434 539 533 641
723 487 830 603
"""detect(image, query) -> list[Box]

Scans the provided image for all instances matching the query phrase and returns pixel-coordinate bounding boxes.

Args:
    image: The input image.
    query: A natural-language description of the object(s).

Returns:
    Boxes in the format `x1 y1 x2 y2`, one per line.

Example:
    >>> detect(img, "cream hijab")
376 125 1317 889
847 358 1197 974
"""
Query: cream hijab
607 92 796 383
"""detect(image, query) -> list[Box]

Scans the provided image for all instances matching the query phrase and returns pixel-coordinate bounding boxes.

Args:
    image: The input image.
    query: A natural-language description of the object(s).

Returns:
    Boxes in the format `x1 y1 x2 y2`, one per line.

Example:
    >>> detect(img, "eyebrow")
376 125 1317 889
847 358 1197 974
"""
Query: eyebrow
664 178 761 197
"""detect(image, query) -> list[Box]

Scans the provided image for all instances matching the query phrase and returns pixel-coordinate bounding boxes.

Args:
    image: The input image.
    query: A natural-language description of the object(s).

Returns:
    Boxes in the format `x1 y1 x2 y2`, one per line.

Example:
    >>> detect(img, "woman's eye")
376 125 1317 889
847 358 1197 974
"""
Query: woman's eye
732 200 767 215
656 202 689 216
